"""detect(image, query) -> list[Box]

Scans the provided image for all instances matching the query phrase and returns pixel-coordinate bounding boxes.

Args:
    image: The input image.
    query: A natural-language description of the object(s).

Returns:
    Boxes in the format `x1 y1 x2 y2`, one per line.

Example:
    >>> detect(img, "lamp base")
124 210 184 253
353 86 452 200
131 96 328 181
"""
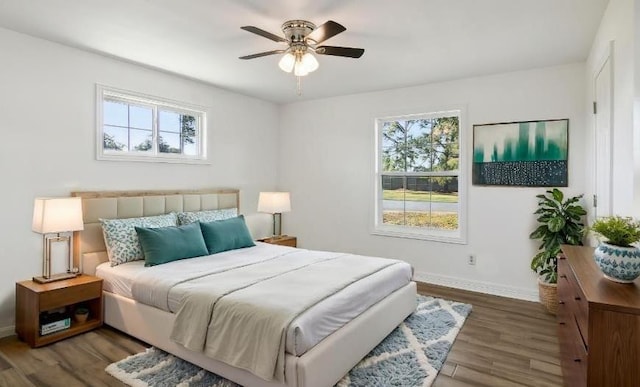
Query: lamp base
33 272 78 284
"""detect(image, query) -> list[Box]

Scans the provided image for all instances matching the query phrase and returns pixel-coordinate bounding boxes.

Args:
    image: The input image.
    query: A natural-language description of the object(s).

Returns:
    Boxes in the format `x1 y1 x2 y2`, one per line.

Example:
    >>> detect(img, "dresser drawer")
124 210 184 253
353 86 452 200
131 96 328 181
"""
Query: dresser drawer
558 254 570 279
39 281 102 311
565 268 588 347
558 316 588 387
557 256 574 321
572 288 589 348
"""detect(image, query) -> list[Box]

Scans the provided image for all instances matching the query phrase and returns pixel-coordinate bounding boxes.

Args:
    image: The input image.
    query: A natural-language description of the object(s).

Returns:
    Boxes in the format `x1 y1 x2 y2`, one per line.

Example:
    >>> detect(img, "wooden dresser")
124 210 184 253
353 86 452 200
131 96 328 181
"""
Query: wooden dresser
558 245 640 386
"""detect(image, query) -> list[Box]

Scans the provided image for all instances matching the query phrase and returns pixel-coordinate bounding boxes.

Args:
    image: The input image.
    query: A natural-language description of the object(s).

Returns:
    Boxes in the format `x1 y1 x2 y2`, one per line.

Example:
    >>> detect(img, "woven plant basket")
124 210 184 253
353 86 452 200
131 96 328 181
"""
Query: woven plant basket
538 279 558 315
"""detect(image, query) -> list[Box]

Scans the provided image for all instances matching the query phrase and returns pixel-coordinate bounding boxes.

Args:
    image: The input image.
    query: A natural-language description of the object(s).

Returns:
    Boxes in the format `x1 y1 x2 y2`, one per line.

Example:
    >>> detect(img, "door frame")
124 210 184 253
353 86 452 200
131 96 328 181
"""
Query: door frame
592 40 615 218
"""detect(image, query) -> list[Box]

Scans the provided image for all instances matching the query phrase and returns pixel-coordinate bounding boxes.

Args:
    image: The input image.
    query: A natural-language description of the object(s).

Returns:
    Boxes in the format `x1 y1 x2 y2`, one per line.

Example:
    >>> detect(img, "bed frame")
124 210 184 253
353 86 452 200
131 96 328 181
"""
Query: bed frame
72 189 417 387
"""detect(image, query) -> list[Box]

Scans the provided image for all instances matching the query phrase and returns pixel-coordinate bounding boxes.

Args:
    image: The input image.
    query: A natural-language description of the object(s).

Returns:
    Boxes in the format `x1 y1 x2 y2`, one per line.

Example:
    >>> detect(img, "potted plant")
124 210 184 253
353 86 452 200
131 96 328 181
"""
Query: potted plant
591 216 640 283
74 306 90 323
530 188 586 314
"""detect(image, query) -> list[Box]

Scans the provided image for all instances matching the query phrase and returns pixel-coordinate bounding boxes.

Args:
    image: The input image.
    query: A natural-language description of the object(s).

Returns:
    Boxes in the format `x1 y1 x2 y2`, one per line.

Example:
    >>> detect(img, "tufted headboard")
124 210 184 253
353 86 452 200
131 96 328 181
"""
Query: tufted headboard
71 189 239 274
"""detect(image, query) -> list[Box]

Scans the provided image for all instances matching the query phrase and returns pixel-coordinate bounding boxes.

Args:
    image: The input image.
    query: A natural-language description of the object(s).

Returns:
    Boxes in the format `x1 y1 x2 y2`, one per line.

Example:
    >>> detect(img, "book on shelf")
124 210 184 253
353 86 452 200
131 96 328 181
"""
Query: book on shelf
39 307 71 336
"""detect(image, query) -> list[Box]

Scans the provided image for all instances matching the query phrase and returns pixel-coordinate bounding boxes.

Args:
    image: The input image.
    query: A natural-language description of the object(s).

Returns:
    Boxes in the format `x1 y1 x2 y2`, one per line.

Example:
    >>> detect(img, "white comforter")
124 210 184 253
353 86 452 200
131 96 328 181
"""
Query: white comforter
96 243 413 355
167 248 401 381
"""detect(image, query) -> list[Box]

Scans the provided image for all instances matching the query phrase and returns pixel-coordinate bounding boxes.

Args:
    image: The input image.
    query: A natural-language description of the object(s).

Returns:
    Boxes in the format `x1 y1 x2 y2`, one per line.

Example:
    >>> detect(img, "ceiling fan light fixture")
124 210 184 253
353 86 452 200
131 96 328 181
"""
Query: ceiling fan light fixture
240 19 364 95
301 52 319 73
278 52 296 73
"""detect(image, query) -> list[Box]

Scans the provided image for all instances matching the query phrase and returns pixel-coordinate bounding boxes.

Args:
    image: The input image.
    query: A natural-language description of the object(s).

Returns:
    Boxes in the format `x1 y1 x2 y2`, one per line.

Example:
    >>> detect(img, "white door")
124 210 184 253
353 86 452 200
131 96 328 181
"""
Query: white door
594 51 613 217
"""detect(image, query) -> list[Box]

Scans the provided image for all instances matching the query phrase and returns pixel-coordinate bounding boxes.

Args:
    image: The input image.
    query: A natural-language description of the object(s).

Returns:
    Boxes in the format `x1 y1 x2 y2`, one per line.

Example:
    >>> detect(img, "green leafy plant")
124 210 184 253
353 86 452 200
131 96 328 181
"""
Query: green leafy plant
590 216 640 247
530 189 586 283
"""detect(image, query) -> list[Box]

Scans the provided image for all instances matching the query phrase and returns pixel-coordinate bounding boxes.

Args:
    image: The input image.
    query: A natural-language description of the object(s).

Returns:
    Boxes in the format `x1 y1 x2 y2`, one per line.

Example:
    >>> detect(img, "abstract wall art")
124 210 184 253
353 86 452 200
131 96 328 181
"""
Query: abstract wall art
472 119 568 187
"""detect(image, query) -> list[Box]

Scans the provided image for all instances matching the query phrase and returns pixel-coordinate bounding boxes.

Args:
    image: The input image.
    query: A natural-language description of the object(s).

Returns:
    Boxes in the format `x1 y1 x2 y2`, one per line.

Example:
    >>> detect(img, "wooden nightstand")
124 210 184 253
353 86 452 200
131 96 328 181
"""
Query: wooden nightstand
15 275 103 347
258 235 297 247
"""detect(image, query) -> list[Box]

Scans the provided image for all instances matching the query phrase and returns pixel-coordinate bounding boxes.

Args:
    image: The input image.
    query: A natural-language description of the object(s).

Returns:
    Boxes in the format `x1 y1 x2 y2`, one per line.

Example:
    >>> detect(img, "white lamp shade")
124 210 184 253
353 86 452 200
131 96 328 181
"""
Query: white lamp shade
278 53 296 73
294 60 309 77
257 192 291 214
301 52 319 73
32 197 84 234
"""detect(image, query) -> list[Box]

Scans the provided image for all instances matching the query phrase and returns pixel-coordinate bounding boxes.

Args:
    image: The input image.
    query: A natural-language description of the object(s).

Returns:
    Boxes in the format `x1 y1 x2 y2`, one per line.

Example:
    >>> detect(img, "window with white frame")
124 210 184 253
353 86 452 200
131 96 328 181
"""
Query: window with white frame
97 85 207 163
374 110 466 243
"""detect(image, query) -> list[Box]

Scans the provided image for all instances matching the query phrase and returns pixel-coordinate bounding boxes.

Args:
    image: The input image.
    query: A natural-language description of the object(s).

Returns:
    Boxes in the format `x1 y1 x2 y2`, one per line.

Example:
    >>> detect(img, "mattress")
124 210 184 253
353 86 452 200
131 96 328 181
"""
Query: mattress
96 243 412 356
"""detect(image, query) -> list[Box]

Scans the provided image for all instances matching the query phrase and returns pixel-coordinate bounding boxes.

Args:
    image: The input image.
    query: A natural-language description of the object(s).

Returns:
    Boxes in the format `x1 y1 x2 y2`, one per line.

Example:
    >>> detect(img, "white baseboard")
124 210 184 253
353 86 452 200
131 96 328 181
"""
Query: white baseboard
414 271 539 302
0 325 15 339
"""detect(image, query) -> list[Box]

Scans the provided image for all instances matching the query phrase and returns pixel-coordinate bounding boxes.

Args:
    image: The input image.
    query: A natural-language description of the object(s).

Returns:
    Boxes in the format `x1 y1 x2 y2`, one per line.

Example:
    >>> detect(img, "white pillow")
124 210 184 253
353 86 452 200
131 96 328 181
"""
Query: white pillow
100 213 178 266
177 208 238 225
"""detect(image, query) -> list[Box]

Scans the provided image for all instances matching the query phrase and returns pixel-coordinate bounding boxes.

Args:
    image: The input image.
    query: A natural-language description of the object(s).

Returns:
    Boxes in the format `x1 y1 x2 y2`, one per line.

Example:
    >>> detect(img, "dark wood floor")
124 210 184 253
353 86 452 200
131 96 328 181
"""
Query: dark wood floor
0 283 562 386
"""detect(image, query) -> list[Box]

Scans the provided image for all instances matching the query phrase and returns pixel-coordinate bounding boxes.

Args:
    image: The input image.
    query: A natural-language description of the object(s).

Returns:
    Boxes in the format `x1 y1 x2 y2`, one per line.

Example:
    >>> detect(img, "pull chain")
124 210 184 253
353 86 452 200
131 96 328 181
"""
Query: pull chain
296 76 302 96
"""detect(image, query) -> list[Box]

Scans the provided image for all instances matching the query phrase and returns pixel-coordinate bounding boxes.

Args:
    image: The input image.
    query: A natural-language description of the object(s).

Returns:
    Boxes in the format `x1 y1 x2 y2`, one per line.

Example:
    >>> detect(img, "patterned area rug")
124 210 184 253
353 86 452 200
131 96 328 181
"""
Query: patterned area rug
106 296 471 387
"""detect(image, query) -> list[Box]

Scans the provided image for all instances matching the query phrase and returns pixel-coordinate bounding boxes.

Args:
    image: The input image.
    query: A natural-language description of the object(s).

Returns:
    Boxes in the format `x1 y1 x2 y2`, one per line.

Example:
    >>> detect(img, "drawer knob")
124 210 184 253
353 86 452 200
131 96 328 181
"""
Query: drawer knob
574 296 581 301
559 301 565 305
559 322 566 325
560 275 567 279
574 358 581 363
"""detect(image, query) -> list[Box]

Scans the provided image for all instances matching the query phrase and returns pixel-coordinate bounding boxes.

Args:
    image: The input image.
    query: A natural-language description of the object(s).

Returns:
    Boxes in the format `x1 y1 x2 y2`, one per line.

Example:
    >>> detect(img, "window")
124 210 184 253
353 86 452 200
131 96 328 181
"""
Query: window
374 110 466 243
97 85 207 163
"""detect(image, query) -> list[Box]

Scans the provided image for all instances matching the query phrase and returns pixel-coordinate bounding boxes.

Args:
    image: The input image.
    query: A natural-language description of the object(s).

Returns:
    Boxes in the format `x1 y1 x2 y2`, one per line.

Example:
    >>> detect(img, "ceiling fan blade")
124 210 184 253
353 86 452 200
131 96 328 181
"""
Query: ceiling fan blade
239 50 285 60
316 46 365 58
241 26 287 43
306 20 346 44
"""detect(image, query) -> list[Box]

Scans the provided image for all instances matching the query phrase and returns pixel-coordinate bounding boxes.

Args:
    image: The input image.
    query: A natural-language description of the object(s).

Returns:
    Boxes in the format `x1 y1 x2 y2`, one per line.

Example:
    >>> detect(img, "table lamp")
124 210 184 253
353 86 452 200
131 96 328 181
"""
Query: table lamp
32 197 84 283
257 192 291 238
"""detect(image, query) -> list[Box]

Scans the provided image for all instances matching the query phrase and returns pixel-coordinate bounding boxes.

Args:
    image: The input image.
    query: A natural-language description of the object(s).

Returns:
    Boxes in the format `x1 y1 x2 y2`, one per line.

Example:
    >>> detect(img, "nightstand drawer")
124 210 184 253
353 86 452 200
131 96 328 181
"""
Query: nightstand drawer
39 281 101 311
258 236 297 247
273 237 296 247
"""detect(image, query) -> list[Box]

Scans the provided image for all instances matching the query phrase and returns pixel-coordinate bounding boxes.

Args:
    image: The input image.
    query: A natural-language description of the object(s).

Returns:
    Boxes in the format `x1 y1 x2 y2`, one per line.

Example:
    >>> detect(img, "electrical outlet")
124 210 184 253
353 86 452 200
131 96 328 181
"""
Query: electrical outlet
468 254 476 265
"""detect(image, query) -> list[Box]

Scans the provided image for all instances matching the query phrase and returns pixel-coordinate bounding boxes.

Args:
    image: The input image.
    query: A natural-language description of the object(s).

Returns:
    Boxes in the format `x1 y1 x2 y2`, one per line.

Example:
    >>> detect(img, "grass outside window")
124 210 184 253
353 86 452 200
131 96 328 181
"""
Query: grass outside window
383 211 458 230
382 189 458 203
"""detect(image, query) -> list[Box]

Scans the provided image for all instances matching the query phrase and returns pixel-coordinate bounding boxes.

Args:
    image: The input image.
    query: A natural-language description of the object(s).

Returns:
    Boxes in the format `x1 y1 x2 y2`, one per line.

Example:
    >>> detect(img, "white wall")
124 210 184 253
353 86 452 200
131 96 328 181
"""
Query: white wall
0 28 279 334
585 0 636 218
279 63 586 300
635 0 640 216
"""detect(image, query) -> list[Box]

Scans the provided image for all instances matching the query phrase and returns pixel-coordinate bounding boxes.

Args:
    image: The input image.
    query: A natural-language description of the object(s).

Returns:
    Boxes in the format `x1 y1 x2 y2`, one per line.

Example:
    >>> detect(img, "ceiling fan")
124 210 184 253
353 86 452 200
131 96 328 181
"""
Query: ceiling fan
239 20 365 94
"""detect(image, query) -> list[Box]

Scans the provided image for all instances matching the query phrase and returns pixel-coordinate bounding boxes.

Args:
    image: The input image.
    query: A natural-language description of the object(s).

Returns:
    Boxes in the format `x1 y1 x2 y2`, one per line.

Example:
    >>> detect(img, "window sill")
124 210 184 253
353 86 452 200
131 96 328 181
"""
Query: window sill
371 225 467 244
97 153 210 165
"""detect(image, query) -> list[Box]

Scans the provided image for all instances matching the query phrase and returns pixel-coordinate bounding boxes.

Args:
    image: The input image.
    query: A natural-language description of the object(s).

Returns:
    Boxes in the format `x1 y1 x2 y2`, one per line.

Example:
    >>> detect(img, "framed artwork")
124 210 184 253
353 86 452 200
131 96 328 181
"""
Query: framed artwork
472 119 568 187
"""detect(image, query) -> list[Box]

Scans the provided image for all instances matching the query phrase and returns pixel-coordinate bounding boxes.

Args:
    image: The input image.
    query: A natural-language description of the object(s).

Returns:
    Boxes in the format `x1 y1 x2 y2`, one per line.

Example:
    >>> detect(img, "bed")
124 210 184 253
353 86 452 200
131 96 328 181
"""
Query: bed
72 189 417 387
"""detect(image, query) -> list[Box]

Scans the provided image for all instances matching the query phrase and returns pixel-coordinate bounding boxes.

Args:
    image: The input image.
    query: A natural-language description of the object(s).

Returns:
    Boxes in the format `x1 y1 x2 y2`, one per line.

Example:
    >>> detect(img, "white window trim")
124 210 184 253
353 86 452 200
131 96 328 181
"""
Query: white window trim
96 85 209 164
372 108 468 244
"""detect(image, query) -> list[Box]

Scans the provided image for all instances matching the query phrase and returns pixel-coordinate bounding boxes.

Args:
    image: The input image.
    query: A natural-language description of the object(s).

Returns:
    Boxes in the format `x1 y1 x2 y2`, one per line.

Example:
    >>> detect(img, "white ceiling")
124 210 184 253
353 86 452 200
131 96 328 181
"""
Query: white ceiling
0 0 609 104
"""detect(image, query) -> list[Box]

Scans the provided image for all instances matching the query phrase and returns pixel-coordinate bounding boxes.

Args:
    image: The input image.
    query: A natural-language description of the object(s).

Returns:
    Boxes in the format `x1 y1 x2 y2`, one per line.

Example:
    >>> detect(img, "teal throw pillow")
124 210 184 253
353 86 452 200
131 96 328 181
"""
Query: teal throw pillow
199 215 255 254
135 222 208 267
